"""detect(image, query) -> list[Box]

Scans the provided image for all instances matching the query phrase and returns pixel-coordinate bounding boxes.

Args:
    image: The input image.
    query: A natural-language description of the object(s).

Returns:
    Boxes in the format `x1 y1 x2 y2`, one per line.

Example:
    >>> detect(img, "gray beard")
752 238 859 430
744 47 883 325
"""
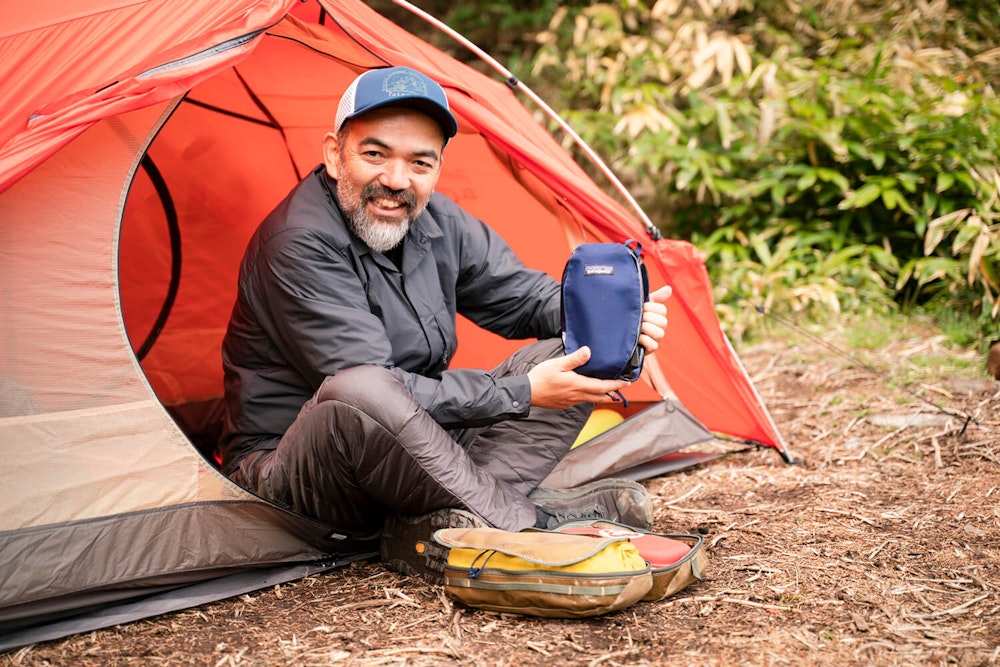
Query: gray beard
347 208 411 253
337 177 426 254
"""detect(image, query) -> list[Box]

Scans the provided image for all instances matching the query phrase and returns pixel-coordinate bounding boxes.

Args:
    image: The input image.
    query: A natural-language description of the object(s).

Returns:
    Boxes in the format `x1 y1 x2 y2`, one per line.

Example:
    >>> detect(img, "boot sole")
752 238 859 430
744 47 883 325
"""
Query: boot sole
381 508 486 584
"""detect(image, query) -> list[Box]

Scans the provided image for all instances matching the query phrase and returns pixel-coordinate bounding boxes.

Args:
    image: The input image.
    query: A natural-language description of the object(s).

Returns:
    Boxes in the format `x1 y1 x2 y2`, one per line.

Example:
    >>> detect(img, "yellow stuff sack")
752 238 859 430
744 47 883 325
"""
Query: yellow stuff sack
432 527 652 618
552 520 708 601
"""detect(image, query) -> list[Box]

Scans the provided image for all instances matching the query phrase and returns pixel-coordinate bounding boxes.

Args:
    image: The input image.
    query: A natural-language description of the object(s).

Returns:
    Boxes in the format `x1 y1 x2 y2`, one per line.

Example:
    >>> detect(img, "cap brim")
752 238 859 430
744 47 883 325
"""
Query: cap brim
348 96 458 139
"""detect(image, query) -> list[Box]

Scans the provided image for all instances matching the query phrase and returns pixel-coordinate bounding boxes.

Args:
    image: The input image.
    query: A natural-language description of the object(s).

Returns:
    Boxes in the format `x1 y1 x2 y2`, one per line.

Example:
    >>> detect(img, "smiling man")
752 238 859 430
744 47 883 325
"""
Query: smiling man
219 67 672 581
329 108 441 252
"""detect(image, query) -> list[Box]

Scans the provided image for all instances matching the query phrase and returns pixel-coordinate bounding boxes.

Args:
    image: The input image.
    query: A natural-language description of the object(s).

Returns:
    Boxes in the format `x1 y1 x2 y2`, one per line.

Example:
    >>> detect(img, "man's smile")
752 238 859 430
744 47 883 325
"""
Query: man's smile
369 195 407 218
363 185 416 221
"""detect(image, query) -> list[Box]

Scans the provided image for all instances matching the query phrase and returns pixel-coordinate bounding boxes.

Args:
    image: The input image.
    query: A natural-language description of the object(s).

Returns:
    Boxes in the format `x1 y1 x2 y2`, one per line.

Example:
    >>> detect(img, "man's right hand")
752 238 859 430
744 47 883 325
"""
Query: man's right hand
527 346 631 409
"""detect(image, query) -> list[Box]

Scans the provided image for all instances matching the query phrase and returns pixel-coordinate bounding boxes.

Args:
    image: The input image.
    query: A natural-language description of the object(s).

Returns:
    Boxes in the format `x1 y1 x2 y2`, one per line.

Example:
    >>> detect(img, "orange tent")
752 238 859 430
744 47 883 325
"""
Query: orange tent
0 0 788 649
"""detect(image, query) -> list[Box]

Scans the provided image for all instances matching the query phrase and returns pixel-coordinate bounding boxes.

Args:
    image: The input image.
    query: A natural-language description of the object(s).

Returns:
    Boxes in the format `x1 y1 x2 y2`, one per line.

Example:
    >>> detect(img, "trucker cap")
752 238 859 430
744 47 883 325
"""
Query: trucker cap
334 66 458 140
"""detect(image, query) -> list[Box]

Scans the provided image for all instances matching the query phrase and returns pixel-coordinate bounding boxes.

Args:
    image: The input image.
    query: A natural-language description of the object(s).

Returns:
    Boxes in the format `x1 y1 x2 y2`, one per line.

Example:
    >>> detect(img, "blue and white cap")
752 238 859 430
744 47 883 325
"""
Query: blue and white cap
335 66 458 140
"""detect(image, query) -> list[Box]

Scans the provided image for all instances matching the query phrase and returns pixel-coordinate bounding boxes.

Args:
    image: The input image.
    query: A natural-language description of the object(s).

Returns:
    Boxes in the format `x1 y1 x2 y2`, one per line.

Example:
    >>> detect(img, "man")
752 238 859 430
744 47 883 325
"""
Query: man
220 66 673 579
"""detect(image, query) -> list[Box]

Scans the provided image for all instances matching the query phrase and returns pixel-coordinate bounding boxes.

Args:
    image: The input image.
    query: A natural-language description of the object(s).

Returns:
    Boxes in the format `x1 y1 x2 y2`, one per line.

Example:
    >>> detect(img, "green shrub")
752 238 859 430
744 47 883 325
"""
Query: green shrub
521 0 1000 343
377 0 1000 344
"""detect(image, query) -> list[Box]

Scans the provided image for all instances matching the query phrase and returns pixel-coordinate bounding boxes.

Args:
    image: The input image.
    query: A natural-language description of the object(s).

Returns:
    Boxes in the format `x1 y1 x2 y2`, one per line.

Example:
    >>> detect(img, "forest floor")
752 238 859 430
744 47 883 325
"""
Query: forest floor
4 321 999 666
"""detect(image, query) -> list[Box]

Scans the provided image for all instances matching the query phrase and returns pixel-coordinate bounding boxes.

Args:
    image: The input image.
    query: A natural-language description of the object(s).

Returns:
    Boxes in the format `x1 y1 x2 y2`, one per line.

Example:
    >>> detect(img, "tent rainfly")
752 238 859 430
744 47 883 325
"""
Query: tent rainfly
0 0 791 651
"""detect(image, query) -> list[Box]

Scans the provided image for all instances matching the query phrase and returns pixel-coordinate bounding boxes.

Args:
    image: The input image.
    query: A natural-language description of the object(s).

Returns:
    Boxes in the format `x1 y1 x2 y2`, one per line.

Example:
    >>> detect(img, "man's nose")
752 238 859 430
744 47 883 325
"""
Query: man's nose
378 159 409 191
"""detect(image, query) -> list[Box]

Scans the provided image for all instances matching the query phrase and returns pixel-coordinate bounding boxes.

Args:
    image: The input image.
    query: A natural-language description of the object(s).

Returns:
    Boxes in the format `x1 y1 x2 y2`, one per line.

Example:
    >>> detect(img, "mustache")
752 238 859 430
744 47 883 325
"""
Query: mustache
362 183 417 209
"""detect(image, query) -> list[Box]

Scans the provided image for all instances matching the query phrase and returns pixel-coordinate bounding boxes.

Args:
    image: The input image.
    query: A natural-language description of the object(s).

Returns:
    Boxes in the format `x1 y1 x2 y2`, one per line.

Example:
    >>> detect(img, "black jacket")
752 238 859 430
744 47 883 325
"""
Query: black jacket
220 166 561 473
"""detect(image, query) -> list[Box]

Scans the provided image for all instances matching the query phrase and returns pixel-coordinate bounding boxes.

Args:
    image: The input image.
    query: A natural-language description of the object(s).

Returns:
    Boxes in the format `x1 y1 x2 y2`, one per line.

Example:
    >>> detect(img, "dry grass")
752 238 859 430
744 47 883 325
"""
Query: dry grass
3 327 998 666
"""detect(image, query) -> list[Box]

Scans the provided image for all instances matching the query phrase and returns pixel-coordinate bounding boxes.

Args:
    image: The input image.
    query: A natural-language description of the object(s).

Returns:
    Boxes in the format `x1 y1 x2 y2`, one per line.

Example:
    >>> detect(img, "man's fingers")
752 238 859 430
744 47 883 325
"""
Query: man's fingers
639 319 664 353
560 345 591 370
642 312 667 336
641 298 668 355
650 284 673 304
641 320 665 339
643 298 666 315
575 377 631 403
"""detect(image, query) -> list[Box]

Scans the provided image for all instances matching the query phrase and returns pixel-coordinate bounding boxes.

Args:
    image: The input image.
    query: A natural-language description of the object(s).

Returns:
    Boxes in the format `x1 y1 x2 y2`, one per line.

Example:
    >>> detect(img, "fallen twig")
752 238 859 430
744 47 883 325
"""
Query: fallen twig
366 646 461 658
667 595 798 612
394 612 440 631
868 539 893 560
662 482 705 506
814 507 876 525
327 598 419 613
525 641 552 657
912 593 991 619
588 648 640 667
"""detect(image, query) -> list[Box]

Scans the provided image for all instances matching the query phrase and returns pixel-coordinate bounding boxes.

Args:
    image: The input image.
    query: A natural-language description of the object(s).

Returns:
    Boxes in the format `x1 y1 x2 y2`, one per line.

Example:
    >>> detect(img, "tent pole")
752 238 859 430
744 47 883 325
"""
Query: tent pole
388 0 661 241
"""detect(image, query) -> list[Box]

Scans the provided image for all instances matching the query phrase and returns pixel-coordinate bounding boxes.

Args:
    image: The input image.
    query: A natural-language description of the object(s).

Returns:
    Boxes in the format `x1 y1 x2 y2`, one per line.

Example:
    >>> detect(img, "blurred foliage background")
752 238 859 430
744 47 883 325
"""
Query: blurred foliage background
370 0 1000 351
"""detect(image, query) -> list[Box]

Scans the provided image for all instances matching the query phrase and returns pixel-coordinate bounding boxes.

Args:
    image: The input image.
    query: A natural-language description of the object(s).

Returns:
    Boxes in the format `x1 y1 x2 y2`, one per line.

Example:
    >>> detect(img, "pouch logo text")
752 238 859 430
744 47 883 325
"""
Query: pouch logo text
583 264 615 276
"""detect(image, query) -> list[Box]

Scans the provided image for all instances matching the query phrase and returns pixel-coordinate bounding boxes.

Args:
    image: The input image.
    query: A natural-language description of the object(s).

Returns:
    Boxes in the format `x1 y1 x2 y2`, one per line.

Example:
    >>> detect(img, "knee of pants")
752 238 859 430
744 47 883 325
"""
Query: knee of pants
313 365 419 432
315 365 396 403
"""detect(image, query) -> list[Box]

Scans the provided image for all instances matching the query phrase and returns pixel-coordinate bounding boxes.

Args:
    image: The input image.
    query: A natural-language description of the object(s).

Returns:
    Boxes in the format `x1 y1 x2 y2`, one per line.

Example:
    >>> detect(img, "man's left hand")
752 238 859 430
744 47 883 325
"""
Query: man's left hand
639 285 672 355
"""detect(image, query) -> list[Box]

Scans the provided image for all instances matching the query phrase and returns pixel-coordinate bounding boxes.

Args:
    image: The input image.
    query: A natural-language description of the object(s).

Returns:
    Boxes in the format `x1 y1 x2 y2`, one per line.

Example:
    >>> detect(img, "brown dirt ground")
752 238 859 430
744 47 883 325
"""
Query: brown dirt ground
4 326 999 667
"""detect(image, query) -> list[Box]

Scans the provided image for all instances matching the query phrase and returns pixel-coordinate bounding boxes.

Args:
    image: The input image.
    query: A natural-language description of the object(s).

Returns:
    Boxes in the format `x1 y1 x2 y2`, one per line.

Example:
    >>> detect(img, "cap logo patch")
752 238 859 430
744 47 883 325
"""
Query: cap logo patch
383 71 429 98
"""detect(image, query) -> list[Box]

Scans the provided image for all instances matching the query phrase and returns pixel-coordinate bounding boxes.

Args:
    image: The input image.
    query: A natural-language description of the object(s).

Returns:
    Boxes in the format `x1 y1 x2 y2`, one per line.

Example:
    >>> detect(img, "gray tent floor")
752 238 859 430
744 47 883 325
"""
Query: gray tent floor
0 552 376 653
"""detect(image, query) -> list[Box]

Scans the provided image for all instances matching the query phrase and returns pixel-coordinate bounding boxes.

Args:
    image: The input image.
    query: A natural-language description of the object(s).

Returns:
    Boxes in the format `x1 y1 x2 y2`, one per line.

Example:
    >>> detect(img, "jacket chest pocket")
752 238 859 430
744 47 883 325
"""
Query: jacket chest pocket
364 269 452 373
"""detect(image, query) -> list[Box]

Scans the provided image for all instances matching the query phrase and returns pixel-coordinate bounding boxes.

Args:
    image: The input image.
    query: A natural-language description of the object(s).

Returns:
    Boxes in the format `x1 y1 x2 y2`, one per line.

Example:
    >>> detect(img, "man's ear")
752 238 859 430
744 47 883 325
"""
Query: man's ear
322 132 341 179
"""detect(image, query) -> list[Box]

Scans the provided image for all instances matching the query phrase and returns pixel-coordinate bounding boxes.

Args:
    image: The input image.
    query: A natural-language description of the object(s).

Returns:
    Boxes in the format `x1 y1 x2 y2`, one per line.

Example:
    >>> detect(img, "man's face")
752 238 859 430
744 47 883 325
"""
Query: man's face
324 107 444 253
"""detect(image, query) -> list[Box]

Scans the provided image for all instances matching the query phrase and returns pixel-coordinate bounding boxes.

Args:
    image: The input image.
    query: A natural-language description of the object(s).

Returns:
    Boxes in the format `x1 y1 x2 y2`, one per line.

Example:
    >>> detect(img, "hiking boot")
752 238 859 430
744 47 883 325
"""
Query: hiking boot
380 508 487 584
529 478 653 531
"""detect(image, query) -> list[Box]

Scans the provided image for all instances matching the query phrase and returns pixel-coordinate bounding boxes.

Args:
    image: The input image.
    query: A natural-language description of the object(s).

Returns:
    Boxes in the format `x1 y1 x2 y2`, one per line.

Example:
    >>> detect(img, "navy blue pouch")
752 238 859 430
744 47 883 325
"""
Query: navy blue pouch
560 240 650 381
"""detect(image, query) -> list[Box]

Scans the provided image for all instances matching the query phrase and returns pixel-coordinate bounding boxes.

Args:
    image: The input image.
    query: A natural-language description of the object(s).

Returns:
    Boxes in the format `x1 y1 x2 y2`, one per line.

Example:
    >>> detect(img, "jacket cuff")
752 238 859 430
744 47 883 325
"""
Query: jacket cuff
499 375 532 419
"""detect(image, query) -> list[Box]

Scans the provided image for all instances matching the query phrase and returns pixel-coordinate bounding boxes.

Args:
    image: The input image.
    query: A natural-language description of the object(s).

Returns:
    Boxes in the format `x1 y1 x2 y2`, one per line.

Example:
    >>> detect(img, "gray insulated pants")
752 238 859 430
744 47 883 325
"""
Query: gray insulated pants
231 338 591 542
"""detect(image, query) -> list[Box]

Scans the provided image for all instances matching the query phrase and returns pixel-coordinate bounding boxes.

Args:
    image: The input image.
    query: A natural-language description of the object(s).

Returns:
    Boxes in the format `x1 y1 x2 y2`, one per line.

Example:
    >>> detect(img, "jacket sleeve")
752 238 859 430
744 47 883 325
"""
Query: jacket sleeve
440 198 562 340
248 227 534 429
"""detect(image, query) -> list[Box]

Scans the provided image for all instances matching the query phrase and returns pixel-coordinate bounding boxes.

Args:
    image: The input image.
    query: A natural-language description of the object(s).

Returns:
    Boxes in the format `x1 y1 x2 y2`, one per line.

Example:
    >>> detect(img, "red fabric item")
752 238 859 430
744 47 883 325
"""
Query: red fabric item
557 525 692 569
